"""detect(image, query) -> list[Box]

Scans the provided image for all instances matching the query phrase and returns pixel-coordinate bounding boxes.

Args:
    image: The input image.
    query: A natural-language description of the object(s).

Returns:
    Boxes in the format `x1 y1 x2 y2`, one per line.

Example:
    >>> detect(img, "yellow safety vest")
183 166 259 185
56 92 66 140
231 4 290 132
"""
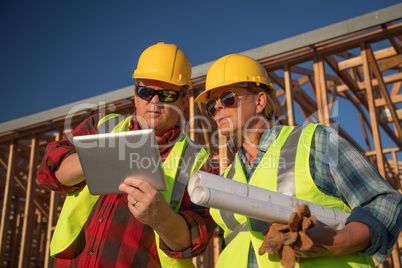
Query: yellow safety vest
50 114 210 267
210 124 375 268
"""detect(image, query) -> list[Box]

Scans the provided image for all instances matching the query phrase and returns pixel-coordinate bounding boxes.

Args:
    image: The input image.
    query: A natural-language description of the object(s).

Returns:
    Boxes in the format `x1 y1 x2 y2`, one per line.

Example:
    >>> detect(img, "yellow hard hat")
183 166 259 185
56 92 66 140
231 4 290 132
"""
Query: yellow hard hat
132 42 192 89
195 54 276 103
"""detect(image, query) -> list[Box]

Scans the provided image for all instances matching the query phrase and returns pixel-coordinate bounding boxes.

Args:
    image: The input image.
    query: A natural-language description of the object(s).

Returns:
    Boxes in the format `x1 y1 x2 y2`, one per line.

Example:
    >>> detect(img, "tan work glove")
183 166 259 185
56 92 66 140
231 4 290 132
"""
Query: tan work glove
258 204 317 268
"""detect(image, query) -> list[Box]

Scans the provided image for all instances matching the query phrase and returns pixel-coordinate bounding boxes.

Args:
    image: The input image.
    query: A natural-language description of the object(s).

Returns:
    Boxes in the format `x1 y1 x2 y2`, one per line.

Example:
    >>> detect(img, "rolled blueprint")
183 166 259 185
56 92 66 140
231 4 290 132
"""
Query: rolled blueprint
188 170 350 230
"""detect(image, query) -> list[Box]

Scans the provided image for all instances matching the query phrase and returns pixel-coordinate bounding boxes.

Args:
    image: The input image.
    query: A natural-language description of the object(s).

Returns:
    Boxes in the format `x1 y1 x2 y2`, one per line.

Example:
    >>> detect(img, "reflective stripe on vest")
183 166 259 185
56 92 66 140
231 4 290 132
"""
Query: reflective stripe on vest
155 137 210 268
50 114 210 268
210 124 374 268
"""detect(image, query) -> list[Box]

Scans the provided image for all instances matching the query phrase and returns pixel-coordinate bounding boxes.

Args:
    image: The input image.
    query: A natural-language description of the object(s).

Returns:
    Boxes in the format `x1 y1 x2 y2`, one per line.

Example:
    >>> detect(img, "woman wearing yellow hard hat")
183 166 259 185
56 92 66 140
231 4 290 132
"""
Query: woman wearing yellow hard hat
195 53 400 267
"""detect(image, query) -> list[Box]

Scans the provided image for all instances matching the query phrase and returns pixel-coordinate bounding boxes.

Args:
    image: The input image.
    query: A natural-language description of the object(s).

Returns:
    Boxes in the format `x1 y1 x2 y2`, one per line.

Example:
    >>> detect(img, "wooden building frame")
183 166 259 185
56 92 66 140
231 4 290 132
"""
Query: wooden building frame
1 4 402 267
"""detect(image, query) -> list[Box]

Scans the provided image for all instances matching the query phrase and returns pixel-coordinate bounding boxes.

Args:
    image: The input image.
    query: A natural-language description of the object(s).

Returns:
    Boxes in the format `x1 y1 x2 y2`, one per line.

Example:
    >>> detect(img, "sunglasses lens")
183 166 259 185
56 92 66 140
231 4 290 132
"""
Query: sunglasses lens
137 87 181 102
159 90 179 102
221 92 236 107
137 86 154 100
207 100 217 117
206 91 237 117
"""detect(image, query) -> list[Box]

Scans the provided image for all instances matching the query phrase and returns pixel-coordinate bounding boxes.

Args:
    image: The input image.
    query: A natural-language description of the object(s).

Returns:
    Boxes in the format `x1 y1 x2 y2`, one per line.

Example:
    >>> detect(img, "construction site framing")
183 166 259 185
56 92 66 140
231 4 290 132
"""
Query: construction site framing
0 4 402 267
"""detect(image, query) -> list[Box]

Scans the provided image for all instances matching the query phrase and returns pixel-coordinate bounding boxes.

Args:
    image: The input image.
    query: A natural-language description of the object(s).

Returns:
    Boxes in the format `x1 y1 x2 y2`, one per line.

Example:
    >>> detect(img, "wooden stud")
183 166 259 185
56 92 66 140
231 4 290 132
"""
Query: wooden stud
375 93 402 107
284 64 295 126
338 46 399 71
390 81 401 96
366 46 402 139
44 191 59 268
361 43 387 177
389 37 401 54
391 151 401 191
189 89 195 141
196 102 212 153
19 135 39 268
313 57 325 124
10 207 22 267
44 129 63 268
392 242 401 268
0 140 17 266
314 55 331 126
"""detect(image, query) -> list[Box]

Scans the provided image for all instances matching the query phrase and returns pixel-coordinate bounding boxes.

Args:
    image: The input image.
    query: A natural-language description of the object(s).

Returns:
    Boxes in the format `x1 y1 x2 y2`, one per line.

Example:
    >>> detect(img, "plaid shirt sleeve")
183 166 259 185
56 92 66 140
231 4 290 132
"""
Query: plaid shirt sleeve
310 125 402 263
37 113 105 193
159 159 219 259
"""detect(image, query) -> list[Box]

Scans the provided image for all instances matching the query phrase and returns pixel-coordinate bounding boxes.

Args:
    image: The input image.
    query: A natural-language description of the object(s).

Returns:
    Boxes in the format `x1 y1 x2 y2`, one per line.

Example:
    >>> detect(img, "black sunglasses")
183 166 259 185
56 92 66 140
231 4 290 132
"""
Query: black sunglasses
136 86 183 103
206 91 239 117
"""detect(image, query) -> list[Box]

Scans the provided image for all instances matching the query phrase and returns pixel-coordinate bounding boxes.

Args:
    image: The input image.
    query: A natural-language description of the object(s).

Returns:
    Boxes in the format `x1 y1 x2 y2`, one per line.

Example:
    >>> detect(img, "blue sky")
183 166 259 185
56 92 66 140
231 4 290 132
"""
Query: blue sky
0 0 400 151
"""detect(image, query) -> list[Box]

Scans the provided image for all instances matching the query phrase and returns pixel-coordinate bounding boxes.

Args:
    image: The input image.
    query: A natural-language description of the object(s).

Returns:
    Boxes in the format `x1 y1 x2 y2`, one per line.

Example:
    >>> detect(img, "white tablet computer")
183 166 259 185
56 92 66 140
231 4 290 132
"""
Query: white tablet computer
73 129 168 195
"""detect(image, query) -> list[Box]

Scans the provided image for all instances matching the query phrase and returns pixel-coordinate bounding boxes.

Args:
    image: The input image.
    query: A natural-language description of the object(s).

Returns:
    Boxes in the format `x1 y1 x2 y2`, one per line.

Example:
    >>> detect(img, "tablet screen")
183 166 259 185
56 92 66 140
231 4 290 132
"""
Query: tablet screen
73 129 168 195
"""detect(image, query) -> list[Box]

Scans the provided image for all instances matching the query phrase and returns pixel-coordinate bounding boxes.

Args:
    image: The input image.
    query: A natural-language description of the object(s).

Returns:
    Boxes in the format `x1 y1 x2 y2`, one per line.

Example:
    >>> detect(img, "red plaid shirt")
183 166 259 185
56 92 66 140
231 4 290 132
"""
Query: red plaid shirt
37 113 218 267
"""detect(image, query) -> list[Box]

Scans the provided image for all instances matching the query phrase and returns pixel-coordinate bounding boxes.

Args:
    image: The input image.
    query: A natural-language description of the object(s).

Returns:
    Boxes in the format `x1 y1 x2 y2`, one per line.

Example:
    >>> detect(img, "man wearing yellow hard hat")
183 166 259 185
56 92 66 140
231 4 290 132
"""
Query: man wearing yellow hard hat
37 42 218 267
195 53 402 267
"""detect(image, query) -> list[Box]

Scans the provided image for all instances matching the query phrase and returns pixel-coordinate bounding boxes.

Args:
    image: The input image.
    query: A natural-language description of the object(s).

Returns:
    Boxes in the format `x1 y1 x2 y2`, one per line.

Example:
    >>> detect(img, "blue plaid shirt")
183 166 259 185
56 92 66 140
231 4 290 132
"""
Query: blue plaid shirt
240 124 402 266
